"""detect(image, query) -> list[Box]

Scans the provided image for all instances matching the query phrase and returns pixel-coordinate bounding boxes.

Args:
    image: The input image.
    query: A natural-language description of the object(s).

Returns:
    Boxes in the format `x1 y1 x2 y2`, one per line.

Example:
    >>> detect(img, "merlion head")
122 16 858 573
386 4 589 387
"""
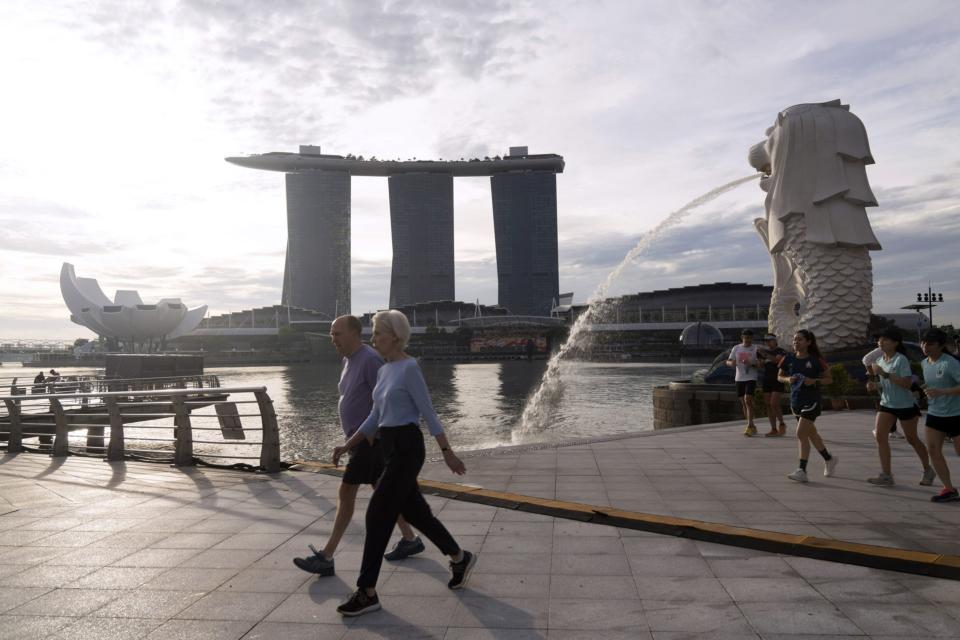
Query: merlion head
748 99 881 252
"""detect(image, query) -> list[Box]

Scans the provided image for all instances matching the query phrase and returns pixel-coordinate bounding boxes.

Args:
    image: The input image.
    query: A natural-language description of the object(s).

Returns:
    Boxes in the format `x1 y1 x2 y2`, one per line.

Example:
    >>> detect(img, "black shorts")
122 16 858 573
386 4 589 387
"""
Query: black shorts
736 380 757 397
791 401 822 422
762 378 784 394
342 439 385 486
878 405 921 421
926 414 960 438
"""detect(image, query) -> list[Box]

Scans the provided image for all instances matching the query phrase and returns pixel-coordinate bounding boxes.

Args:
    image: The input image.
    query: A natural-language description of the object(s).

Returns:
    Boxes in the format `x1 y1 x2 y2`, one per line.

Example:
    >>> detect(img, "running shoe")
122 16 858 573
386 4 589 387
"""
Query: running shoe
293 546 335 576
787 468 808 483
931 488 960 503
763 430 781 437
744 424 758 437
824 455 839 478
337 589 381 617
777 423 788 435
867 472 895 486
384 536 425 561
920 467 937 486
448 550 476 590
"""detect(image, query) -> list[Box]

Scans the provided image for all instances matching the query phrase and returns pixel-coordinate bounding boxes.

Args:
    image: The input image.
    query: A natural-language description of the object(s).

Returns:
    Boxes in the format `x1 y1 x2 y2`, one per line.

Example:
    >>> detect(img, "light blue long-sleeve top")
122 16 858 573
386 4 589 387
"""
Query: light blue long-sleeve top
358 358 444 437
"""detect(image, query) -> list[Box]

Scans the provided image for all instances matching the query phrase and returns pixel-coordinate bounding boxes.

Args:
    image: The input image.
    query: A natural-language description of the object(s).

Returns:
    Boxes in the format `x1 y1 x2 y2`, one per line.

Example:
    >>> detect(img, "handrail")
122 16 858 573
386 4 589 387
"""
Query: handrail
1 385 280 473
0 386 264 402
3 373 220 390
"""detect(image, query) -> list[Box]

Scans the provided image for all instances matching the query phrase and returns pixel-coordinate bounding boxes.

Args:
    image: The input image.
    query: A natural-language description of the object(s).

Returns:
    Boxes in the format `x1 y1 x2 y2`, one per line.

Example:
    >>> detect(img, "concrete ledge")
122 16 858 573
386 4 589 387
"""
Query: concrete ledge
292 460 960 581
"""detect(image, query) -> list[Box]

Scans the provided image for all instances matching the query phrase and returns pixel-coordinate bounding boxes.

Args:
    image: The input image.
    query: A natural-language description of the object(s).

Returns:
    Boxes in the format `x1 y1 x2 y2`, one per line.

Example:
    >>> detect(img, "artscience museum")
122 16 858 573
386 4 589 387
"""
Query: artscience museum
60 263 207 345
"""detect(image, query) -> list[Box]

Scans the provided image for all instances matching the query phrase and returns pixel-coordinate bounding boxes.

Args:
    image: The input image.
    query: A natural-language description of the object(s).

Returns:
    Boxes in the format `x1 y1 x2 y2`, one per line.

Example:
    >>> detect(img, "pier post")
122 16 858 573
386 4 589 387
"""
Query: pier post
86 427 105 454
3 399 23 453
49 398 69 457
105 397 125 461
255 390 281 473
172 395 194 467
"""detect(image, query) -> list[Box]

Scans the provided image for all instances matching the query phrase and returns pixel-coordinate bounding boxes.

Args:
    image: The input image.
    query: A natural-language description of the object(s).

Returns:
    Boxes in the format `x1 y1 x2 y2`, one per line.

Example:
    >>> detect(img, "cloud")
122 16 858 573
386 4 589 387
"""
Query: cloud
0 234 119 257
0 196 93 220
60 0 545 147
3 0 959 337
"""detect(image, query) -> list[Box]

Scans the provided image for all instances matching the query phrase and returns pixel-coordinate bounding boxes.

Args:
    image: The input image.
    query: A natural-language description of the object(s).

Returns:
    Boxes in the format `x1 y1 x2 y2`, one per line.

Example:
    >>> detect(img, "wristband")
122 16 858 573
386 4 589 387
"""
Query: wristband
441 447 451 452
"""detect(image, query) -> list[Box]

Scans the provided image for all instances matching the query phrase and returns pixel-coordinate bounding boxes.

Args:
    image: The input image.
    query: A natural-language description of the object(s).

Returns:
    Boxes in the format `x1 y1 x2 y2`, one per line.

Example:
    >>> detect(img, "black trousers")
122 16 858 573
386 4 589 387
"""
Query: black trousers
357 424 460 589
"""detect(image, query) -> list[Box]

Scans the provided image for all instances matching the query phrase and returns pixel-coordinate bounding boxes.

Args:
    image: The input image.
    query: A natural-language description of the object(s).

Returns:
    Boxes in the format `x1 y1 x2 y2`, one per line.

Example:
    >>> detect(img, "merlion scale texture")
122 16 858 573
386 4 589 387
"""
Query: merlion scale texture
748 100 882 350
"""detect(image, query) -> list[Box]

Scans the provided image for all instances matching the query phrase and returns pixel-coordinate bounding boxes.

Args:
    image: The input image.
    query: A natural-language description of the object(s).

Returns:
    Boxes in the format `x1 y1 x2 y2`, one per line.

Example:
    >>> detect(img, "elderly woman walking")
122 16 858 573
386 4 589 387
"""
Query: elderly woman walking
332 310 476 616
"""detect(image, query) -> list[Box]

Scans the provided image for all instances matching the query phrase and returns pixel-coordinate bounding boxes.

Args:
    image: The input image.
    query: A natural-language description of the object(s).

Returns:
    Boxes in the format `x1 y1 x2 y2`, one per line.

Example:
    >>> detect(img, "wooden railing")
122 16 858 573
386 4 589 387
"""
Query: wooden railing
0 386 280 473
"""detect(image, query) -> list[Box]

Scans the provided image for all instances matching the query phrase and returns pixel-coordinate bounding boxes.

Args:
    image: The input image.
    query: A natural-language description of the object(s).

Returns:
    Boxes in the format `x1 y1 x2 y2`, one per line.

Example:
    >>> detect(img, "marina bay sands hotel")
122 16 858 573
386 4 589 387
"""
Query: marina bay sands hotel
226 145 564 318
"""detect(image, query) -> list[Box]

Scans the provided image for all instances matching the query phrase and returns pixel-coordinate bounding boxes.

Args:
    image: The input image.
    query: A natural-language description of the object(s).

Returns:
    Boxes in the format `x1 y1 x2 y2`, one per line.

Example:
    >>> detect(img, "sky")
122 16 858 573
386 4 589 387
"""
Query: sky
1 0 958 339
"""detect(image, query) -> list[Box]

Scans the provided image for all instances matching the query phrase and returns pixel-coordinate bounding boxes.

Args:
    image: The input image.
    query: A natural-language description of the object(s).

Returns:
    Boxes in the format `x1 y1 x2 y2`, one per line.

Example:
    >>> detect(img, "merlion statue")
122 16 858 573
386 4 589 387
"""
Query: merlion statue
748 99 882 350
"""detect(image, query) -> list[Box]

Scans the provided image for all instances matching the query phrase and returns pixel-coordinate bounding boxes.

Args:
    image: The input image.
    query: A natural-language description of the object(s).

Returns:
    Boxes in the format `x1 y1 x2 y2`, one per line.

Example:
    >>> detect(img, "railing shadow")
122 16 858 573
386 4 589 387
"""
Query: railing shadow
178 465 218 496
32 455 66 479
105 460 128 489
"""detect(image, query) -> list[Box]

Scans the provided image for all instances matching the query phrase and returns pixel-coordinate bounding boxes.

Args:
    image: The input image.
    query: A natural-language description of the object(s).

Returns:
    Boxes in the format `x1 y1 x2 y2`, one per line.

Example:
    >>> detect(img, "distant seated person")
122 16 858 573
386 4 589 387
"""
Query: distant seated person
47 369 61 393
32 371 45 394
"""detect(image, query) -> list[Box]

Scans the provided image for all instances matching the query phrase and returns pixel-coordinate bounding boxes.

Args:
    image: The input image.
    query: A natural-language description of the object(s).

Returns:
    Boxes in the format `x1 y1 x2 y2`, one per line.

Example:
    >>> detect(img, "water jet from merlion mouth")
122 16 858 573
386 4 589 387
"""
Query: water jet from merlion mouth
514 173 762 441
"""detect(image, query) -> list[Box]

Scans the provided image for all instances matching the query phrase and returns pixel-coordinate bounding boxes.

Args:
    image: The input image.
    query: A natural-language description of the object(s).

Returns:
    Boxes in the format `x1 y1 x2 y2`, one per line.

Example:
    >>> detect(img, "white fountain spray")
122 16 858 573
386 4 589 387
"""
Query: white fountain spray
515 173 761 440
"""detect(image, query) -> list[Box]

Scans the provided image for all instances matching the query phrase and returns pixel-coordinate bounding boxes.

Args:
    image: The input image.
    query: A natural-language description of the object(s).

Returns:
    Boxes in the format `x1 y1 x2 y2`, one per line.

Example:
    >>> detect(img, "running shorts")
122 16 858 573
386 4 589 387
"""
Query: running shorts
878 405 921 421
926 414 960 438
736 380 757 398
791 402 822 422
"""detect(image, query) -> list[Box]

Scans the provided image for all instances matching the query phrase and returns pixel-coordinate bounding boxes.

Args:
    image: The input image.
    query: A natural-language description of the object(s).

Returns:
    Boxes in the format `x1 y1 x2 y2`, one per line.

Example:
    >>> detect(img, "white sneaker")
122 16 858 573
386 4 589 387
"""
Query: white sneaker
920 466 937 486
787 468 808 483
891 430 904 440
824 456 839 478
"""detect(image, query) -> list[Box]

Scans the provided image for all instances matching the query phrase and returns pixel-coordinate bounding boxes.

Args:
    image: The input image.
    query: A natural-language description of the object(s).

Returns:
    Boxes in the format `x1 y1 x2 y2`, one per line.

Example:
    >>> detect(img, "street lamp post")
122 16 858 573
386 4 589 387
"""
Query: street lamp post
916 287 944 327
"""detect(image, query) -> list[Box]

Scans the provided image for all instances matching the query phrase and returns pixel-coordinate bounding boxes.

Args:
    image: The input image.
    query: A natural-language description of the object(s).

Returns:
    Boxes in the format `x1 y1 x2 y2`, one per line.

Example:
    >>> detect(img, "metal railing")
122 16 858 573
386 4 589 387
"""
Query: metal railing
4 374 220 401
1 386 280 472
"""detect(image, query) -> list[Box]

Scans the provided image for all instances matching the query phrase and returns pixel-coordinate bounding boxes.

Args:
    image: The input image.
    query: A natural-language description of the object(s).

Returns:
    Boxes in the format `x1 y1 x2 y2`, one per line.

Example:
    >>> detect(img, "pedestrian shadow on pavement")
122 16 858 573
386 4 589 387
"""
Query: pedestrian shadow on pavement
443 592 545 637
345 608 438 638
265 472 336 511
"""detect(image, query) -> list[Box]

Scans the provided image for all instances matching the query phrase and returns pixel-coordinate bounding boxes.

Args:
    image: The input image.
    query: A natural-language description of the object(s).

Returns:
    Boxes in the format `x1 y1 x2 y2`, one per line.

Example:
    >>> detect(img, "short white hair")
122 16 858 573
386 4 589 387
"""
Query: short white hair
373 309 411 350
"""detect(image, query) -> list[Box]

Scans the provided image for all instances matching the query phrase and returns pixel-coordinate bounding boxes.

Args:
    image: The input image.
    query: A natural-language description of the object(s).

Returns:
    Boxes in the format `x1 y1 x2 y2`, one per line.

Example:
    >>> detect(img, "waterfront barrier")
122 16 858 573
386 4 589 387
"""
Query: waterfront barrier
3 373 220 396
0 386 281 472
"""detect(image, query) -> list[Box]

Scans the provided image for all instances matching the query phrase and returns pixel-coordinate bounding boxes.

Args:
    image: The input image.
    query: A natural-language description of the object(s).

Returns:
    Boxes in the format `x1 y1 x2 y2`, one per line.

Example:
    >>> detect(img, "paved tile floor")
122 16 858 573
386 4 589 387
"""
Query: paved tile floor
422 411 960 556
0 411 959 639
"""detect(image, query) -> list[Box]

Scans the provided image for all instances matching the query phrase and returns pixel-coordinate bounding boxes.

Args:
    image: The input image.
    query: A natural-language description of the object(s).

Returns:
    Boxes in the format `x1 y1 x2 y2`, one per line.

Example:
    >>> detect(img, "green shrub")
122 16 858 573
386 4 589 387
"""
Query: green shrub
825 363 856 398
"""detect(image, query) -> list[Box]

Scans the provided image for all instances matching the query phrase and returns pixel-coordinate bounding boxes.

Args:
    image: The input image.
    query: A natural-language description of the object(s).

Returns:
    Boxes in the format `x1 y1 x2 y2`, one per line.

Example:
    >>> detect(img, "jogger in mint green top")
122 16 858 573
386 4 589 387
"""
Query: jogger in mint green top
865 328 932 487
920 329 960 502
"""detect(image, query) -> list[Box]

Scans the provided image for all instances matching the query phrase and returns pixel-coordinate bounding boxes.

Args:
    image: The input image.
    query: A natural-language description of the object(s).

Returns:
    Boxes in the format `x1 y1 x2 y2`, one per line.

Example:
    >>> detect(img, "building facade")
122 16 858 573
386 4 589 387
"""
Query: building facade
228 145 564 316
388 173 455 308
282 171 351 317
610 282 772 323
490 166 560 317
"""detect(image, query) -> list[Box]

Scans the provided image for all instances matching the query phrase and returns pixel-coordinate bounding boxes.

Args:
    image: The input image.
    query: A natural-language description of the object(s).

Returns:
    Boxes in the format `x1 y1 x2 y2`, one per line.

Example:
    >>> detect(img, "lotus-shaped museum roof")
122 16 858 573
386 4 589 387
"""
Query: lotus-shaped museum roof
60 263 207 341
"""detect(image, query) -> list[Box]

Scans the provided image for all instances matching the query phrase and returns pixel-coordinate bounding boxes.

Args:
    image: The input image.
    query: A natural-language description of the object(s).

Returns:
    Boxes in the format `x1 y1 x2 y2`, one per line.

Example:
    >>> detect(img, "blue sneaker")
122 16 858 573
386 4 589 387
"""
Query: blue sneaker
384 536 425 561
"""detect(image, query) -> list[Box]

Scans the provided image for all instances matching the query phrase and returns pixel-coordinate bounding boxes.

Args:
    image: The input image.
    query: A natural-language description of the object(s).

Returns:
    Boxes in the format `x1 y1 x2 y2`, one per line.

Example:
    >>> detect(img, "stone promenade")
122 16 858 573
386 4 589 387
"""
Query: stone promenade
0 411 959 639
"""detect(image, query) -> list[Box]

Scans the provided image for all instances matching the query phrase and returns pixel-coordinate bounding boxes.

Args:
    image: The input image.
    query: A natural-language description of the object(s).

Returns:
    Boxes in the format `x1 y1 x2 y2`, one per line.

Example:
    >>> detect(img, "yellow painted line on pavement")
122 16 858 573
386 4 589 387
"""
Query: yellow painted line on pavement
290 459 960 580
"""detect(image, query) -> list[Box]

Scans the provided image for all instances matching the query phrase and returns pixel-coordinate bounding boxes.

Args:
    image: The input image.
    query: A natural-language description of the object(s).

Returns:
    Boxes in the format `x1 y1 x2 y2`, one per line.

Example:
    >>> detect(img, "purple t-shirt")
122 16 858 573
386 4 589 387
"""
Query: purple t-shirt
338 344 384 437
